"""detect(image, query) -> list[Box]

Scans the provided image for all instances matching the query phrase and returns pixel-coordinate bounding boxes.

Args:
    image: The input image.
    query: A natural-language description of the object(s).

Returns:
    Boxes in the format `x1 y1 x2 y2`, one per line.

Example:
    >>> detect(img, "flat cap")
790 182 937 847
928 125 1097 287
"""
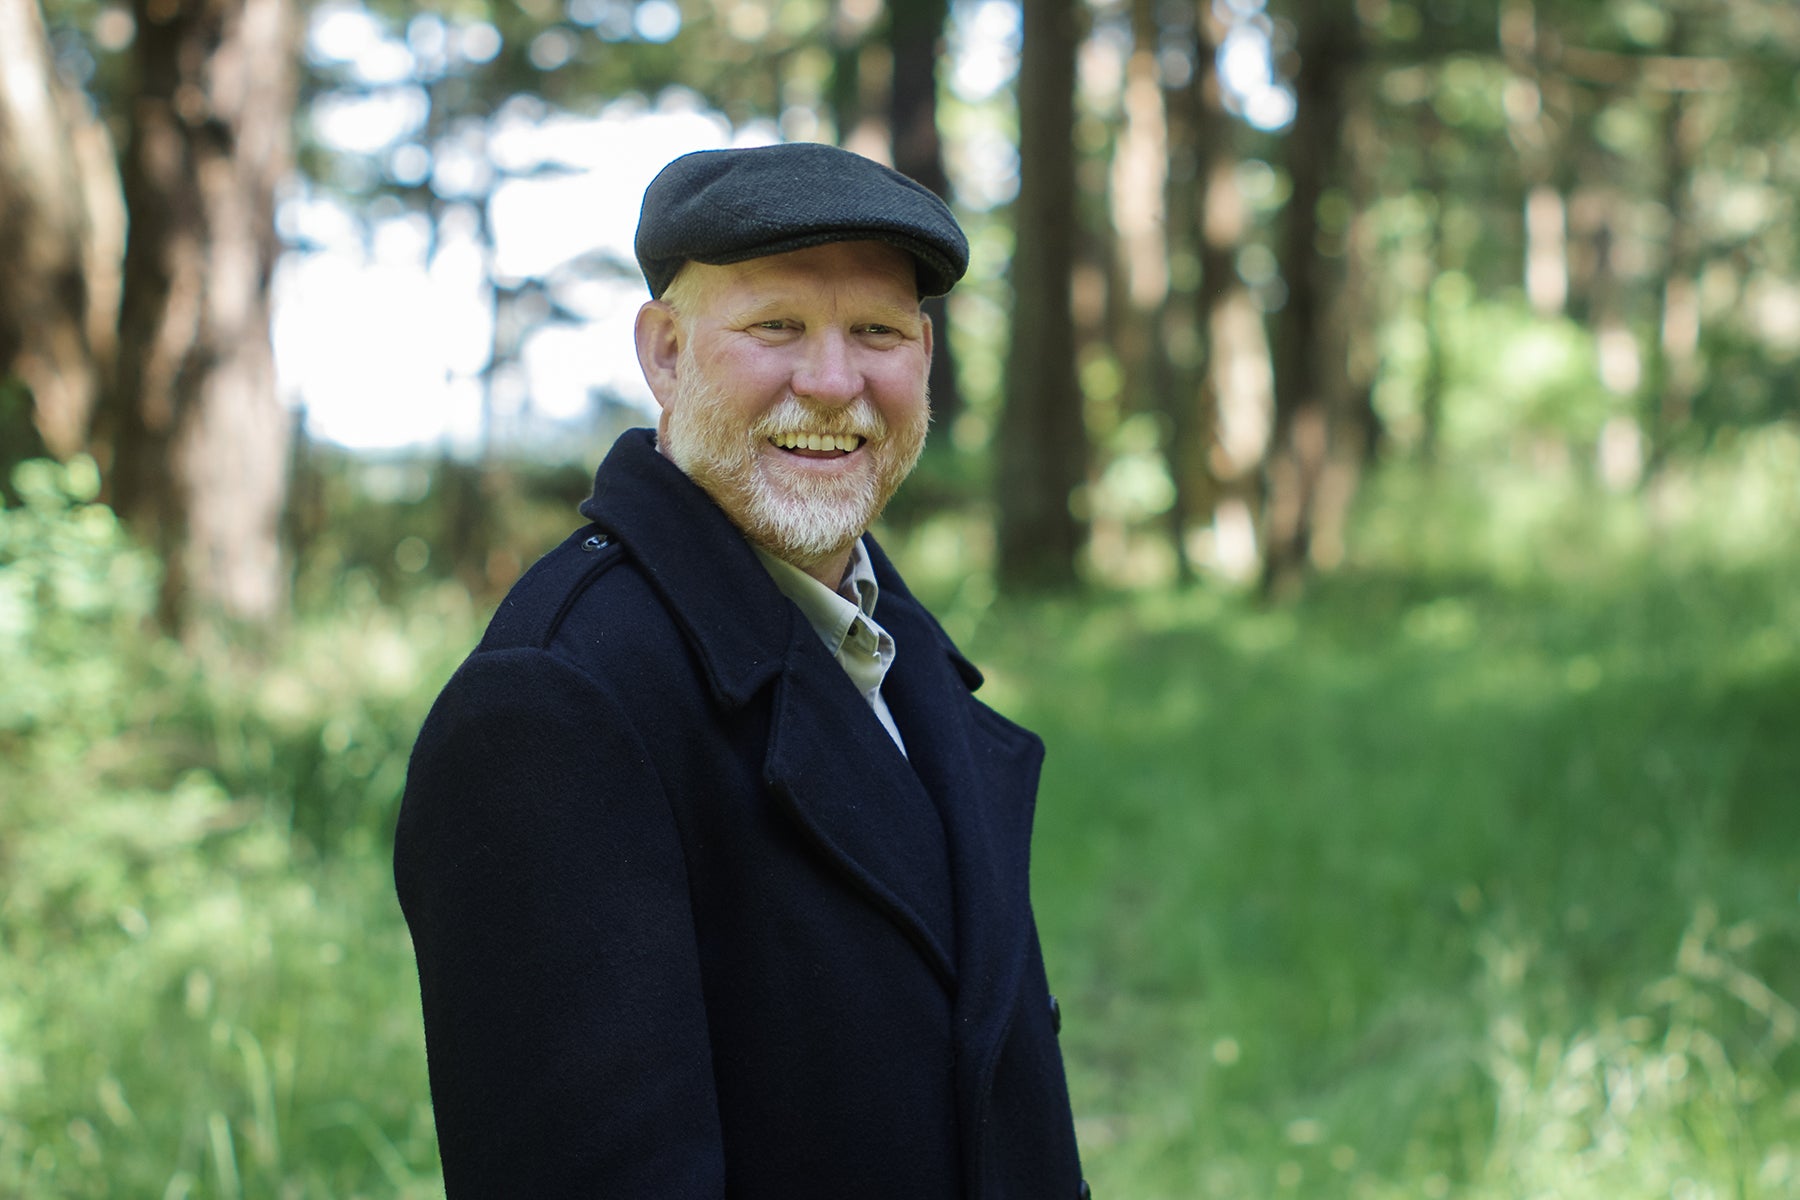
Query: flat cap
635 142 968 299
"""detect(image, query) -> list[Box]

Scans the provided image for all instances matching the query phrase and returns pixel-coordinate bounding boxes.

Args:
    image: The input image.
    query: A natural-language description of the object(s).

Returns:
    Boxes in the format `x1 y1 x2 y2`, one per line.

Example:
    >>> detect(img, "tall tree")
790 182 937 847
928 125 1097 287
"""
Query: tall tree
997 0 1085 591
0 0 123 465
886 0 963 428
1172 0 1271 581
1310 81 1383 568
1110 0 1170 405
1261 0 1356 599
1645 14 1707 472
95 0 299 630
1156 4 1210 577
1501 0 1573 320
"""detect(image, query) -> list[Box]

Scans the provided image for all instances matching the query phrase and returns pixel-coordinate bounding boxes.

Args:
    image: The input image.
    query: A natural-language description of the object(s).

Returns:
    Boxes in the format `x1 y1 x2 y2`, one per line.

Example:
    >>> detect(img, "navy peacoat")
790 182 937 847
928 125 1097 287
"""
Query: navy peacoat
395 428 1085 1198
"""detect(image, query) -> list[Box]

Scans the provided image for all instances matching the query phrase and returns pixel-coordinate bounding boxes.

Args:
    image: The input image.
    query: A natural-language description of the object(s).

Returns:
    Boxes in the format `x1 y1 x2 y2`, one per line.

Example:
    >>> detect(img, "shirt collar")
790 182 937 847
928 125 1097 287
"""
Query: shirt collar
752 539 879 657
841 539 882 618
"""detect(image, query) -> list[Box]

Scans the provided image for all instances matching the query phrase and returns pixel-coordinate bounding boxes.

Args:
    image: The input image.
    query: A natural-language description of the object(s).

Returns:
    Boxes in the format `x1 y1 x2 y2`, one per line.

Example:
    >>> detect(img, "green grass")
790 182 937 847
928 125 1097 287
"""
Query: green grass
0 460 472 1197
978 569 1798 1197
3 446 1798 1197
947 451 1800 1198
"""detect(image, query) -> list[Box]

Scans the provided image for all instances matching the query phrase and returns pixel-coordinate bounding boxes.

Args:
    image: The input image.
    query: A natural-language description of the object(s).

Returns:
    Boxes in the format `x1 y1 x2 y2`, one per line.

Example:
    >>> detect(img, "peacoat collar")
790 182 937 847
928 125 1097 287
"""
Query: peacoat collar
579 427 795 710
577 428 990 708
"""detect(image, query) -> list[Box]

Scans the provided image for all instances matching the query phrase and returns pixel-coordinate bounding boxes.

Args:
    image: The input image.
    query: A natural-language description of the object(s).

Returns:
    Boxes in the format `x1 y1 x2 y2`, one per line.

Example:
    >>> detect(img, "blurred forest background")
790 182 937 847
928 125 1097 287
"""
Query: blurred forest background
3 0 1798 1195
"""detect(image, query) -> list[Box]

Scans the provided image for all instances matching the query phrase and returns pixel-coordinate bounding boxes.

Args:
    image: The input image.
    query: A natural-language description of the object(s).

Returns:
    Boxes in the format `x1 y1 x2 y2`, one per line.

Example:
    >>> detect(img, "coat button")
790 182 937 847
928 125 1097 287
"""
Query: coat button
1049 993 1062 1035
1077 1180 1091 1199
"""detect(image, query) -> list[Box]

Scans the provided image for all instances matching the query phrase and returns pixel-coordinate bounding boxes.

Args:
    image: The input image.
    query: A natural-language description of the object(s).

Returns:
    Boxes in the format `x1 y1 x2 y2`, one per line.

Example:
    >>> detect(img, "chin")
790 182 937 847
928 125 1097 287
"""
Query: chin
737 471 882 567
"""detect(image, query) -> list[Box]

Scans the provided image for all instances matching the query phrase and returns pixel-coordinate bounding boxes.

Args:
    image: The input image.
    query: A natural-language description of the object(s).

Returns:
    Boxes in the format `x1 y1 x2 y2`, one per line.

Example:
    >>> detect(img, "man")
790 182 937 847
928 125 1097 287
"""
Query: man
394 142 1087 1199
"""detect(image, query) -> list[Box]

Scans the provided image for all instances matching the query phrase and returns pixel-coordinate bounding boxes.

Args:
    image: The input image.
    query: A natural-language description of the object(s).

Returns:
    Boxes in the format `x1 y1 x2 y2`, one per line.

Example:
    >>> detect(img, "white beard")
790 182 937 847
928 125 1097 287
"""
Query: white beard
660 362 929 570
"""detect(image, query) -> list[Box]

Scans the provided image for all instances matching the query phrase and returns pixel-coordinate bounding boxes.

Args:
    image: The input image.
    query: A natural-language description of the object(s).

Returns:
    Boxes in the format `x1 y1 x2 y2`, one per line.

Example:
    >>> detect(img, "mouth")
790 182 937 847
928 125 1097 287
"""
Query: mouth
768 432 866 458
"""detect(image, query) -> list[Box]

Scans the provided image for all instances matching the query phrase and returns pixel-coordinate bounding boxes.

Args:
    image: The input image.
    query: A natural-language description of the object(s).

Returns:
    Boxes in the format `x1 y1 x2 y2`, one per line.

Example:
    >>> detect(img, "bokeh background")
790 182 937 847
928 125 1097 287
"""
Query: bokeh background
3 0 1798 1196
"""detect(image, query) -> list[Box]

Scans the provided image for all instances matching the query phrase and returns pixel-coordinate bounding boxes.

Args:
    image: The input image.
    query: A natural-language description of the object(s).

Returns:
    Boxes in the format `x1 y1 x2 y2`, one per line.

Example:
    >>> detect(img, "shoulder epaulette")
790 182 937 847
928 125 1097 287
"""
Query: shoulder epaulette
477 526 624 652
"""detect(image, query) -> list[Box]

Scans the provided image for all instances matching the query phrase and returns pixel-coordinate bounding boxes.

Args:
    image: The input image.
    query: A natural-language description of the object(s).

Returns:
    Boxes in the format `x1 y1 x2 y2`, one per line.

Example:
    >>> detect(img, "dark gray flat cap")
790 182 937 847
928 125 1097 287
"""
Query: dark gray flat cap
635 142 968 299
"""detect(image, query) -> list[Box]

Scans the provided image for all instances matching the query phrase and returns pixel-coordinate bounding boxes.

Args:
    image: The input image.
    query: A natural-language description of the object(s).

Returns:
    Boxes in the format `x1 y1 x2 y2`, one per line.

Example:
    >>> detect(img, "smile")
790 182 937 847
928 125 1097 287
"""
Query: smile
769 433 865 454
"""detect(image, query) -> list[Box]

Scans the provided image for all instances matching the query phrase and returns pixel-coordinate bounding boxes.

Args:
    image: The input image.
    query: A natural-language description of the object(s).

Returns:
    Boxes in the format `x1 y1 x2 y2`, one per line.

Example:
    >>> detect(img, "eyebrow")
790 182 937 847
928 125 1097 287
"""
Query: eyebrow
723 294 923 328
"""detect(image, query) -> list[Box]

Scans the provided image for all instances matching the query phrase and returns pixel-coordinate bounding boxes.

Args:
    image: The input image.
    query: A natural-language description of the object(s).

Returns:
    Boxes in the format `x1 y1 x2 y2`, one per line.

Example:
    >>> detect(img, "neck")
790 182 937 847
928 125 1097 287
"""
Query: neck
794 546 852 590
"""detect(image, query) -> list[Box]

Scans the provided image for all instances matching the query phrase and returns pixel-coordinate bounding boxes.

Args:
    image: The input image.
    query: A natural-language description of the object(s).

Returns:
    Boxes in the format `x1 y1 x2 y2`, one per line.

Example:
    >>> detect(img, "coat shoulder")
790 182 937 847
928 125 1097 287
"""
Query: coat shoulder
475 524 629 653
473 523 708 714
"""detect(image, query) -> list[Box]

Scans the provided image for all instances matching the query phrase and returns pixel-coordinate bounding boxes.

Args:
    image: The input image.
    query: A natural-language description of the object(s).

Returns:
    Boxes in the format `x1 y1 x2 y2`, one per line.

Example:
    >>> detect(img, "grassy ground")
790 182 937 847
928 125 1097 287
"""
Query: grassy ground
2 447 1796 1197
988 564 1799 1198
960 452 1800 1199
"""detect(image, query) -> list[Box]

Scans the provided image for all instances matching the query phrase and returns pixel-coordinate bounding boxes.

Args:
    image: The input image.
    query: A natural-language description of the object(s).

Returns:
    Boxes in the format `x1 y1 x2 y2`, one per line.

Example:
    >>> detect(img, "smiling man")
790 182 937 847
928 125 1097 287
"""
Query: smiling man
395 143 1086 1200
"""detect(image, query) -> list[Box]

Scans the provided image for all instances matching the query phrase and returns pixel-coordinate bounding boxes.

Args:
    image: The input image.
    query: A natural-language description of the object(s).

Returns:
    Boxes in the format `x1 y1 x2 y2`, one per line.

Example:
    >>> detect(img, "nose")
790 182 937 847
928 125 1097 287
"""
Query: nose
790 328 861 406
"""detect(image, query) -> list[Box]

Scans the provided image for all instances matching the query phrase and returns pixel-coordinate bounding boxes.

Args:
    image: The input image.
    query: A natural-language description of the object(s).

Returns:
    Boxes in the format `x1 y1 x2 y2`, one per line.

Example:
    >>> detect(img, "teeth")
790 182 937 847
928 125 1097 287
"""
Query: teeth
771 433 864 452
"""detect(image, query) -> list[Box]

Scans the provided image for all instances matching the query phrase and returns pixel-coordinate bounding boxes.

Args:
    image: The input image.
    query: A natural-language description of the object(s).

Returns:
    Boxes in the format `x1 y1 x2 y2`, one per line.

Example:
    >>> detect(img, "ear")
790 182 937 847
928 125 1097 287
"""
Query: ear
921 307 934 366
634 300 682 409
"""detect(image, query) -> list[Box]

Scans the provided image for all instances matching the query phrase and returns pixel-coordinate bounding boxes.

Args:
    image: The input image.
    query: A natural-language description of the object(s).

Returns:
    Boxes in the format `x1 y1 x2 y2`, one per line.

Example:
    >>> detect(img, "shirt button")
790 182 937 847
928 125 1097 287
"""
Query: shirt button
1049 994 1062 1035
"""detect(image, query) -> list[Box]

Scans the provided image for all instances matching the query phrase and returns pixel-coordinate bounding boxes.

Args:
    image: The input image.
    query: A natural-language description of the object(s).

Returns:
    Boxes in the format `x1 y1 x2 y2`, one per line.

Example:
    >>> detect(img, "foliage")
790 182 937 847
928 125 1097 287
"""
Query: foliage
0 458 480 1197
288 441 596 610
1376 288 1613 450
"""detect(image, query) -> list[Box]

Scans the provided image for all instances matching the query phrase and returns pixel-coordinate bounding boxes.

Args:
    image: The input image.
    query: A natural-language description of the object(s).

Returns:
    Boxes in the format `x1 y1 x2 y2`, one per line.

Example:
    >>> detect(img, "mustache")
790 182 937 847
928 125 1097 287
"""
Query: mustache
749 396 888 443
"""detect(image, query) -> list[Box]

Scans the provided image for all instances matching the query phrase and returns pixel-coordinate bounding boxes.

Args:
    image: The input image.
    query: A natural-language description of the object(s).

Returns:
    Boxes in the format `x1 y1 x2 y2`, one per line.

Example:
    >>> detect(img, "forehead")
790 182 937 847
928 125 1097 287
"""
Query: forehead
684 241 920 315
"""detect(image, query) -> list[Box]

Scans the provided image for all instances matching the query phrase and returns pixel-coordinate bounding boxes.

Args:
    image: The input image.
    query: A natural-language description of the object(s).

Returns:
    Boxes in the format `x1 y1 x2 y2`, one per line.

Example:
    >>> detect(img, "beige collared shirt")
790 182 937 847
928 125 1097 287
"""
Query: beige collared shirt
752 540 907 758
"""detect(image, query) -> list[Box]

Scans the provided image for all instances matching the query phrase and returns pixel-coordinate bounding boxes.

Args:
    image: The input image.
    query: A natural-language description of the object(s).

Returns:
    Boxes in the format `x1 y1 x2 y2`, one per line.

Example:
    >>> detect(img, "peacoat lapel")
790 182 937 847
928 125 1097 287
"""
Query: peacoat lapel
761 624 958 988
865 541 1045 1188
579 429 958 988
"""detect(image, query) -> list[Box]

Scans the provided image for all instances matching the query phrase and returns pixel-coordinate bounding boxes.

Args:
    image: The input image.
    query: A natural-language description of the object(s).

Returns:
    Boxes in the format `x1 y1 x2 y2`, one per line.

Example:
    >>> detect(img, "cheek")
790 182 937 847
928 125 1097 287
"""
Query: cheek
684 354 770 414
871 364 931 422
705 340 781 382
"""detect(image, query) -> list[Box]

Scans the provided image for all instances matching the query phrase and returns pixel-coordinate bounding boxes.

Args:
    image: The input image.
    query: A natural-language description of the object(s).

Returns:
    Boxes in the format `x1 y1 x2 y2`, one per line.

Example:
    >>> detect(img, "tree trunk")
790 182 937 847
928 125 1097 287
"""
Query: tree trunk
1648 74 1702 471
0 0 124 463
1187 2 1271 582
831 0 890 154
1417 99 1448 465
996 0 1084 591
1111 0 1168 367
98 0 299 632
1311 85 1382 570
1501 0 1571 319
1157 5 1207 578
1079 0 1167 578
887 0 963 430
1260 0 1354 600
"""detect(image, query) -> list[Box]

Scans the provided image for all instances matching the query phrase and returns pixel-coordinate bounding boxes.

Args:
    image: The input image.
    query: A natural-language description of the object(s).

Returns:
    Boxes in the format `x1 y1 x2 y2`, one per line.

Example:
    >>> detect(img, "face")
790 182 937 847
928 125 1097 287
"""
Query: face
635 241 933 576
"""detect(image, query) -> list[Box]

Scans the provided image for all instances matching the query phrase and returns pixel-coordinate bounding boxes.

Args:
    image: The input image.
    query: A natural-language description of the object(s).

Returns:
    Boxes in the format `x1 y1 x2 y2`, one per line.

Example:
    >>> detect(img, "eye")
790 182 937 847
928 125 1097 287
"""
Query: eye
744 319 800 341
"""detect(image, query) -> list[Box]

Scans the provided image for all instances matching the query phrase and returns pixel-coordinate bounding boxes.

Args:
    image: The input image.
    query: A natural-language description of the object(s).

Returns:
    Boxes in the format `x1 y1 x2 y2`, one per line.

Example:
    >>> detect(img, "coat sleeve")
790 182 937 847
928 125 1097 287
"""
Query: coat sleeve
394 647 725 1198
